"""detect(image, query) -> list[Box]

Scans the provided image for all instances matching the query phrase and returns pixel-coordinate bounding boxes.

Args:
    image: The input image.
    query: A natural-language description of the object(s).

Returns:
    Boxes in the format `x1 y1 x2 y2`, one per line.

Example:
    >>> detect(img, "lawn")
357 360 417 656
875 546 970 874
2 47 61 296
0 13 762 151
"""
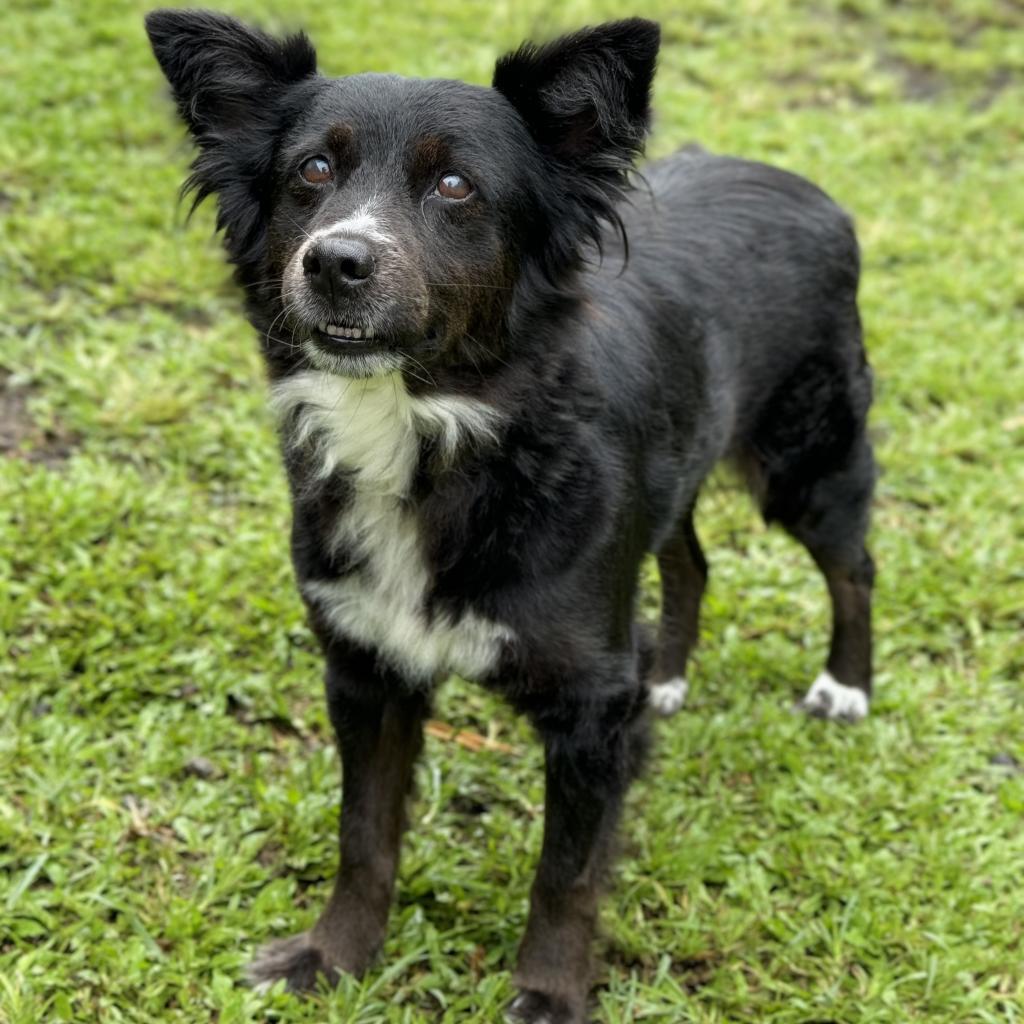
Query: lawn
1 0 1022 1021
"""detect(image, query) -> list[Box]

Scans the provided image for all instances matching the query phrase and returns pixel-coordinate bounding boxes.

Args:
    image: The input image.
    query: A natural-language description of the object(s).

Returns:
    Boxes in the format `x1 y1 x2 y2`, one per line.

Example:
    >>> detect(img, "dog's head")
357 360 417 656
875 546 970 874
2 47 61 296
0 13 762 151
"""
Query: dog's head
146 10 659 379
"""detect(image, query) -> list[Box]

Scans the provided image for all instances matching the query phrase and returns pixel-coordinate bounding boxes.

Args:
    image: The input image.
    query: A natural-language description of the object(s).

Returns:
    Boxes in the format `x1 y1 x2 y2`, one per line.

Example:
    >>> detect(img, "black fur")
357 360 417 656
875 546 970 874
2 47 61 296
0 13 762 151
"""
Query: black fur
147 11 876 1021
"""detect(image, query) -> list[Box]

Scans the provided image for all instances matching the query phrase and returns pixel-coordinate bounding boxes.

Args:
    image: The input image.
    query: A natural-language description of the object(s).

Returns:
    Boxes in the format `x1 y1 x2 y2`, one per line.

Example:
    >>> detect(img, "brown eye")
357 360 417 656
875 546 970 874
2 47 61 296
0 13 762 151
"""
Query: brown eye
436 173 473 201
299 156 333 185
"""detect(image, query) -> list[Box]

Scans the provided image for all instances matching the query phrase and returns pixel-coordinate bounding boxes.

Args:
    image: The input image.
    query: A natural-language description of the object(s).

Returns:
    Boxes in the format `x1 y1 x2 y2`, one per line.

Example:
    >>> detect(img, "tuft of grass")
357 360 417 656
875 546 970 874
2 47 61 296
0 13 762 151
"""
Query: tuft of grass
2 1 1022 1022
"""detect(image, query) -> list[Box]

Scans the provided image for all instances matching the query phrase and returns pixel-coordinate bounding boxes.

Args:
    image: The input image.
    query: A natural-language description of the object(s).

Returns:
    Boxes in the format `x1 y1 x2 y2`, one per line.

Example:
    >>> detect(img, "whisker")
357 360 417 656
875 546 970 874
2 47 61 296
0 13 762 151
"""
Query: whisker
266 333 306 354
235 277 288 292
402 352 438 387
283 212 314 241
465 332 513 370
462 338 485 381
424 281 513 291
263 306 291 353
288 310 303 352
400 366 436 390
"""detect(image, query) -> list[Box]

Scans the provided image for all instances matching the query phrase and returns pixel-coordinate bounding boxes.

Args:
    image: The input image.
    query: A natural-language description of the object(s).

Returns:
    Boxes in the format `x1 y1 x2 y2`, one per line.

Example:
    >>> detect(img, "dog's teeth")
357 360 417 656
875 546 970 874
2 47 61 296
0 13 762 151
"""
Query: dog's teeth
319 323 373 342
319 321 329 333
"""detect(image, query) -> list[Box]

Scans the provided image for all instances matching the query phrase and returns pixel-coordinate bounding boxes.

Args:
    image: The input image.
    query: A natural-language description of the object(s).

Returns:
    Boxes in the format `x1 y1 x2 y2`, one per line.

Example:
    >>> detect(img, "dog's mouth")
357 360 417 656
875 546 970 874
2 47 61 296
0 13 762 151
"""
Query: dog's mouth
297 314 442 377
309 321 389 361
301 318 409 377
308 320 441 354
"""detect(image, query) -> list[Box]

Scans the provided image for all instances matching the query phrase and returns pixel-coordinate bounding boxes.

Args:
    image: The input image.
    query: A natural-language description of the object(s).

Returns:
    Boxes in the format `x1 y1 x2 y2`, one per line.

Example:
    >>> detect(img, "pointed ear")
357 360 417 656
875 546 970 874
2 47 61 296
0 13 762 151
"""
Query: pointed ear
145 8 317 138
493 19 659 170
145 9 317 267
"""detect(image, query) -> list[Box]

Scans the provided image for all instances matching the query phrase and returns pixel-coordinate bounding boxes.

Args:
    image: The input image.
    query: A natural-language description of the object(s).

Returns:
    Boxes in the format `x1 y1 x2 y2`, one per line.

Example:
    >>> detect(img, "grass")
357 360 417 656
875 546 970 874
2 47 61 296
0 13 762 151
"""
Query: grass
1 0 1022 1021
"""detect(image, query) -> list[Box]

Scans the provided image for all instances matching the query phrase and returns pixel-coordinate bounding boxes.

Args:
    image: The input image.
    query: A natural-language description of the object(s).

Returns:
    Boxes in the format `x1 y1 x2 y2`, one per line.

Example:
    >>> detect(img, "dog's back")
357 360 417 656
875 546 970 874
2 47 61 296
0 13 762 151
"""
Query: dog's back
588 147 865 451
571 146 870 548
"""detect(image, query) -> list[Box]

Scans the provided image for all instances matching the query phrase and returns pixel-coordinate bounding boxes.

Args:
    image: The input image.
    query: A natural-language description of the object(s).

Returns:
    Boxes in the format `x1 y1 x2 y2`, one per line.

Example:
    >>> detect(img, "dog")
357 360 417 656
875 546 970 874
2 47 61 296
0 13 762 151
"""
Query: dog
146 10 876 1022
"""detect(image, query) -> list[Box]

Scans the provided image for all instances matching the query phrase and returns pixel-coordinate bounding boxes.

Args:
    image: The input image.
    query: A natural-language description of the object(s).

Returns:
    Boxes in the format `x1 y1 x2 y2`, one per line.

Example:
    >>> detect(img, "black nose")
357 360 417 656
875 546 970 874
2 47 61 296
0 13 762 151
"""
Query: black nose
302 237 376 298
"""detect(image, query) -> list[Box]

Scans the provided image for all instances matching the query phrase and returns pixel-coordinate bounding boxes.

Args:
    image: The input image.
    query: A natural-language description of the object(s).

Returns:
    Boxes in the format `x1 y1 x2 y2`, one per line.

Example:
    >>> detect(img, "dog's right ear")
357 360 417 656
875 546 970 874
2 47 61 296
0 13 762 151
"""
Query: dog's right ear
145 9 317 138
145 9 317 266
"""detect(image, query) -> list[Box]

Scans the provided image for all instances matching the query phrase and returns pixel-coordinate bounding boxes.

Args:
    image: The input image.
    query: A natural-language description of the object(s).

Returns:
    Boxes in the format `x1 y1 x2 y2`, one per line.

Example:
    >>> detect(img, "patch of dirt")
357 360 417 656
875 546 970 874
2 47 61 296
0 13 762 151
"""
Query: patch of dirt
877 53 948 102
775 49 960 111
772 70 876 110
952 2 1024 46
0 373 79 466
601 943 722 991
971 66 1015 111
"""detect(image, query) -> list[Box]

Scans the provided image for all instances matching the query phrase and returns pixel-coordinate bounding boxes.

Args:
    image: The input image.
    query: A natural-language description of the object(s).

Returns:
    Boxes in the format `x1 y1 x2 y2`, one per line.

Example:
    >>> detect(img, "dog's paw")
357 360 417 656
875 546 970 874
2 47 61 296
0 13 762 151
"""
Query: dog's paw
247 933 337 994
648 677 688 717
797 671 868 723
506 989 581 1024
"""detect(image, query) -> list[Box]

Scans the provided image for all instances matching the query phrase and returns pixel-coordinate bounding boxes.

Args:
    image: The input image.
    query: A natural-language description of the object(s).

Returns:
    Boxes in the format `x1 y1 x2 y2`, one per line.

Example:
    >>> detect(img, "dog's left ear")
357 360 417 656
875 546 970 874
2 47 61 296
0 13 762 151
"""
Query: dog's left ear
493 19 659 173
493 20 659 268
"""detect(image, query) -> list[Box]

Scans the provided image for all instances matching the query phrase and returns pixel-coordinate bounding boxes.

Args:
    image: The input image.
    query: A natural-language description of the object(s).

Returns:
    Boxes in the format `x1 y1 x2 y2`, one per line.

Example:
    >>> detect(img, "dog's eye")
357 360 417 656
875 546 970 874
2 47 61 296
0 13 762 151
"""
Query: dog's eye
299 156 333 185
436 173 473 201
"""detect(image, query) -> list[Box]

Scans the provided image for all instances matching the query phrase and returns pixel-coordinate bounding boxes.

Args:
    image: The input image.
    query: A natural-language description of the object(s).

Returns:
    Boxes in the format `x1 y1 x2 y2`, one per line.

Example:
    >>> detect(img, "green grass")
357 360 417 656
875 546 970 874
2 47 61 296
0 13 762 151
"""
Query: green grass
2 0 1023 1021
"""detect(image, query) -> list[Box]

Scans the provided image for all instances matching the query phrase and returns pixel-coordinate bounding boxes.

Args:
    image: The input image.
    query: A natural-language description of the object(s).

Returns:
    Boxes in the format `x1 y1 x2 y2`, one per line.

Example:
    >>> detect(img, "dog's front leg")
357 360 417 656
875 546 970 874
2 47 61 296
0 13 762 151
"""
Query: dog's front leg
509 692 648 1024
249 653 428 993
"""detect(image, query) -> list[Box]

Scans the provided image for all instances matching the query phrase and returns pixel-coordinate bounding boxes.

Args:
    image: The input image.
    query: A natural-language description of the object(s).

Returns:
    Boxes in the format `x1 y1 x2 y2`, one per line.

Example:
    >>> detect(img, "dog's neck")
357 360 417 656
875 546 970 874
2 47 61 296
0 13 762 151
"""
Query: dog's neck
270 369 502 494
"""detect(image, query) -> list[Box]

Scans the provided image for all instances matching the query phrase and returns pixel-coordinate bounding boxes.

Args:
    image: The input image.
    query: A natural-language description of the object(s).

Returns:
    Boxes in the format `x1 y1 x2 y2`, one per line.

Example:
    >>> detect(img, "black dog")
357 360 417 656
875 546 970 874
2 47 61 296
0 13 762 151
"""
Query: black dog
147 10 876 1022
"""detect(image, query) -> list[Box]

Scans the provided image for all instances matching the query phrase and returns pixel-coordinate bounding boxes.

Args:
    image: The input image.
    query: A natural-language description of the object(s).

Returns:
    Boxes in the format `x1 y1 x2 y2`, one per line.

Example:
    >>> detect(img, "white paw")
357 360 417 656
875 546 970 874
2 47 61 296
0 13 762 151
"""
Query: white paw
798 671 869 723
649 677 688 717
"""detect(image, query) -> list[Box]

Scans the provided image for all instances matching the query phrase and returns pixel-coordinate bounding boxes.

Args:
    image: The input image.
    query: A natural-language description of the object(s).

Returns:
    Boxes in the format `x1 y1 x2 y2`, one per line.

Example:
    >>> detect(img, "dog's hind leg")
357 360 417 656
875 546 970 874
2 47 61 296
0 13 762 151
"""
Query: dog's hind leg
753 393 877 722
648 505 707 716
785 440 876 722
737 332 876 722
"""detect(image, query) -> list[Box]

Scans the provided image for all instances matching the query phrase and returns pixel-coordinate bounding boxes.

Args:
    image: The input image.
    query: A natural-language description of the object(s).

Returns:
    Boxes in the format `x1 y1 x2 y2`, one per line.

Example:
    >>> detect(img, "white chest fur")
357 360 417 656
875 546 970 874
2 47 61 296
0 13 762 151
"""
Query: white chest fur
270 370 512 683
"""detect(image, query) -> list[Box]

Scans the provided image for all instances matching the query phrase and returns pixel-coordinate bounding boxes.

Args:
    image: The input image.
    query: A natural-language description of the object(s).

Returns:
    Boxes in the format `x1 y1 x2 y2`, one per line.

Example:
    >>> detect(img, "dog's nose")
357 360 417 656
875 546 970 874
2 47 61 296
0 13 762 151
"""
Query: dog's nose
302 237 376 297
